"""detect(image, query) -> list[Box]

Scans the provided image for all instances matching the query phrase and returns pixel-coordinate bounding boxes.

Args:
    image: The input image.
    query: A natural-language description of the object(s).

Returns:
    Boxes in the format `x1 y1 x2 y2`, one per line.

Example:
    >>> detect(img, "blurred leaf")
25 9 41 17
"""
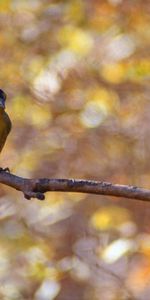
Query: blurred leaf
91 206 132 231
0 0 11 11
58 26 93 55
101 63 125 83
100 238 136 263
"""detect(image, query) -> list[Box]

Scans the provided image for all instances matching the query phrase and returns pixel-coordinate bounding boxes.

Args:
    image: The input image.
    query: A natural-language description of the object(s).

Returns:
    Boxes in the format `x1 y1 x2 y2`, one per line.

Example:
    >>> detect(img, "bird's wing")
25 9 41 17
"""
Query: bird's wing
4 112 12 135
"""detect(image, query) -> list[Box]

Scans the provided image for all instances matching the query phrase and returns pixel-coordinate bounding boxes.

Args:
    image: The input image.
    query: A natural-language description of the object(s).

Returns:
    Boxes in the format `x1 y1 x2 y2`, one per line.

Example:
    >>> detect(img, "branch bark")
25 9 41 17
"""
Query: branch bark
0 170 150 202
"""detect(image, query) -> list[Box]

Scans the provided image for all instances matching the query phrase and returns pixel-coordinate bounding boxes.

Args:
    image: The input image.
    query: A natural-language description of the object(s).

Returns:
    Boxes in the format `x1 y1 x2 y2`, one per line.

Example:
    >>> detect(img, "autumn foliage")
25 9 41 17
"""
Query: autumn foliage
0 0 150 299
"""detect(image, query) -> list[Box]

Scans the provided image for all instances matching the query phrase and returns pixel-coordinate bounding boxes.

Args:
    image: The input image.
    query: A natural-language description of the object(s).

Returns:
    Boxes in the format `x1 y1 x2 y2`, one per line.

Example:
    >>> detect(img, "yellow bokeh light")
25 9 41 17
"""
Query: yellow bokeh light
101 63 125 83
91 206 131 230
58 26 93 55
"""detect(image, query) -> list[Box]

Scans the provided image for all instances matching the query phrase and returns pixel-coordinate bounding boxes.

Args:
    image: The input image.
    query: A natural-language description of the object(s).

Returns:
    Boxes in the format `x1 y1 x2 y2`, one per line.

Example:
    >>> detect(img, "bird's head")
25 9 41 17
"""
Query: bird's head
0 89 6 109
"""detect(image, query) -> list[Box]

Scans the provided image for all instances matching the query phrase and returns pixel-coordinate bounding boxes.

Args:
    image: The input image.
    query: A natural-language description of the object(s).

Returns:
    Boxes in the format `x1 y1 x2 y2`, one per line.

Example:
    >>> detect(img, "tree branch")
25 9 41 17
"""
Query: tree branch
0 170 150 202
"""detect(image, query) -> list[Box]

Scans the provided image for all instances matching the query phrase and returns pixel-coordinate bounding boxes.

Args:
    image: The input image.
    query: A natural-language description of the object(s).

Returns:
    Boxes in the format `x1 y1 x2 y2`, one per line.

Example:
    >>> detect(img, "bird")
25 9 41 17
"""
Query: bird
0 89 12 171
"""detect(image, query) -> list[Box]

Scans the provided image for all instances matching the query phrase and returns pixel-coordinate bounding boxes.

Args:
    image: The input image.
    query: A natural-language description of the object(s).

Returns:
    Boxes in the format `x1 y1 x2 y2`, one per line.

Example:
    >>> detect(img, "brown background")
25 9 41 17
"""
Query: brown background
0 0 150 299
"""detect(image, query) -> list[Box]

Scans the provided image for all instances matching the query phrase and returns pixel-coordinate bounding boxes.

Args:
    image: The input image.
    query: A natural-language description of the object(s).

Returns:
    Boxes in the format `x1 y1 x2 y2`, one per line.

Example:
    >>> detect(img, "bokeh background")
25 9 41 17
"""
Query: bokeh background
0 0 150 299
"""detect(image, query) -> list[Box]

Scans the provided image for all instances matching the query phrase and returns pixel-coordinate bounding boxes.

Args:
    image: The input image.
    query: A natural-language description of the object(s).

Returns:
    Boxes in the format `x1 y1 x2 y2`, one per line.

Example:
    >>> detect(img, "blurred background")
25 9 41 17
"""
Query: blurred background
0 0 150 299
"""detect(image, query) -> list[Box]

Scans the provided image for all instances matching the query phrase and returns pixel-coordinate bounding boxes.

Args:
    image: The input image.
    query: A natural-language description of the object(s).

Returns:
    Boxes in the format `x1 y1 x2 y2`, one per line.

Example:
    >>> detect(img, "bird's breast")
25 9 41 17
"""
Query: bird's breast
0 111 11 153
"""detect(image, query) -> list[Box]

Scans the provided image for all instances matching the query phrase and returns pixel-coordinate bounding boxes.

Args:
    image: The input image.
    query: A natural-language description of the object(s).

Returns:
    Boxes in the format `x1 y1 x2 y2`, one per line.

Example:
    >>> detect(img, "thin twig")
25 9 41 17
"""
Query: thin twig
0 171 150 201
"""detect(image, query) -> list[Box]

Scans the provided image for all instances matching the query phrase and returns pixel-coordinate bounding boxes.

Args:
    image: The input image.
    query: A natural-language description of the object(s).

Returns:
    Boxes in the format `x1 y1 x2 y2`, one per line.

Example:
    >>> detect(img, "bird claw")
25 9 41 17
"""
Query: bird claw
0 167 10 173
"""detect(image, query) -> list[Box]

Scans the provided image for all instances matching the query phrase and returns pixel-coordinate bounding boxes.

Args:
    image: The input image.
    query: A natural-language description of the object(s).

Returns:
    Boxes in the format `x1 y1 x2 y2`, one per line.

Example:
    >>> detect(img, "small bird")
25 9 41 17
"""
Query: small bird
0 89 11 170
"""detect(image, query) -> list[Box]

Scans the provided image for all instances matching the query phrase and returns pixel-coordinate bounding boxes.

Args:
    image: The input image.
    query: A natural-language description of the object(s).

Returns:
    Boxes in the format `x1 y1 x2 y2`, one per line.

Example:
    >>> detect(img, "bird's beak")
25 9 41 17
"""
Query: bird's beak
0 98 5 109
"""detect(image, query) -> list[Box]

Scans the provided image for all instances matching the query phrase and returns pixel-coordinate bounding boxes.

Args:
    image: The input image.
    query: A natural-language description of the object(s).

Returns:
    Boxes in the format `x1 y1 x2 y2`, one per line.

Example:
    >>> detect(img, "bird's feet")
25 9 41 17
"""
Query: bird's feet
0 167 10 173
